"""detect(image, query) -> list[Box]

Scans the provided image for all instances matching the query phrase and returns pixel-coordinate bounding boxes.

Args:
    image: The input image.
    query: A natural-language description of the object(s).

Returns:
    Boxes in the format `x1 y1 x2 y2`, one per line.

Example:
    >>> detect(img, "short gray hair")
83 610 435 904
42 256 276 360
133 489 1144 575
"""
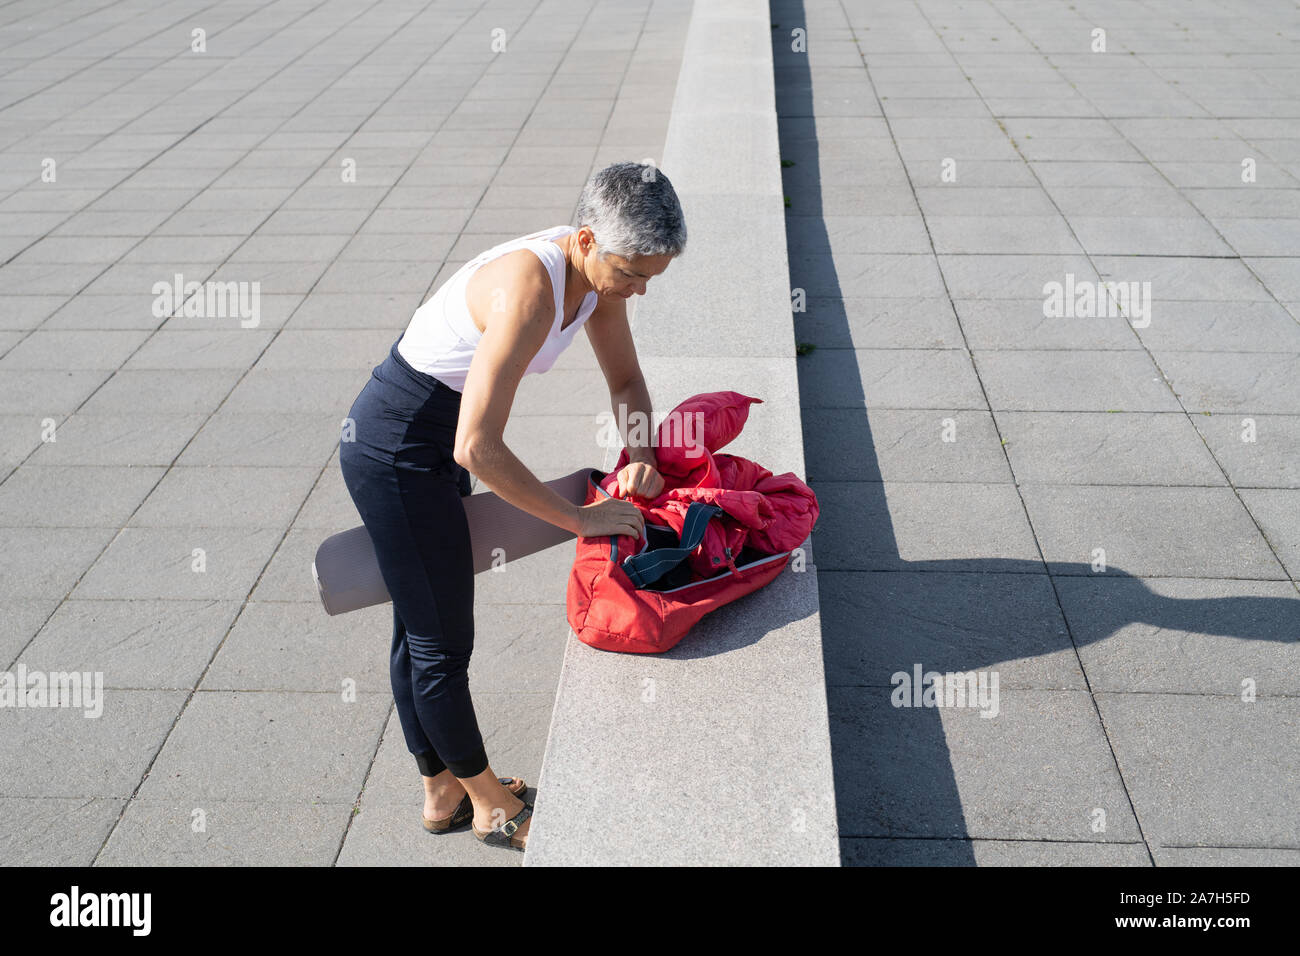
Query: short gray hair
574 161 687 260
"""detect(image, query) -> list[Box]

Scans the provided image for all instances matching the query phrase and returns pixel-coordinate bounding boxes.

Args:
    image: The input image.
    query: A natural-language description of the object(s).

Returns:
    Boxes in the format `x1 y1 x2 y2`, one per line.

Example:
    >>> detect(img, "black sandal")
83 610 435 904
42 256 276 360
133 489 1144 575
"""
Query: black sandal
471 802 533 851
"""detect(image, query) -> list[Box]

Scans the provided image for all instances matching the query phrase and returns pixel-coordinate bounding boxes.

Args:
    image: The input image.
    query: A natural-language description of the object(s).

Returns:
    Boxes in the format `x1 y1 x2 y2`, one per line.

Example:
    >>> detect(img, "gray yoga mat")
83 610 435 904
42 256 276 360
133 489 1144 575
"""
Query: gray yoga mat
312 466 601 616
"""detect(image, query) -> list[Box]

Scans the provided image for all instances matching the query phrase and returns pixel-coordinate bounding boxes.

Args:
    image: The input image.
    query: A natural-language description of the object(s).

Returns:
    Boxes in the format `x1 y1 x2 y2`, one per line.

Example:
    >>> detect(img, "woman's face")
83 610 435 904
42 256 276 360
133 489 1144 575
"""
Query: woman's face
596 250 674 299
574 227 673 299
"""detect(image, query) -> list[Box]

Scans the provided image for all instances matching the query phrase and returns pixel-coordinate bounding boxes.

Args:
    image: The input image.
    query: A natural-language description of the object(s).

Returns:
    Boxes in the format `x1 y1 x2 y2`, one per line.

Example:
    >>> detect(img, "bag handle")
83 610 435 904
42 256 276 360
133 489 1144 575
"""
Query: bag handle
620 501 724 589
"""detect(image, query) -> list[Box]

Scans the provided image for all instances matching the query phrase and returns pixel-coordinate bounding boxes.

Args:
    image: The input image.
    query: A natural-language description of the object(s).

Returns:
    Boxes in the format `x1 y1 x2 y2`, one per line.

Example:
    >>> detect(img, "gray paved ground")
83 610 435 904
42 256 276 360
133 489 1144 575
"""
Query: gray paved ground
775 0 1300 864
4 0 1299 870
0 0 689 866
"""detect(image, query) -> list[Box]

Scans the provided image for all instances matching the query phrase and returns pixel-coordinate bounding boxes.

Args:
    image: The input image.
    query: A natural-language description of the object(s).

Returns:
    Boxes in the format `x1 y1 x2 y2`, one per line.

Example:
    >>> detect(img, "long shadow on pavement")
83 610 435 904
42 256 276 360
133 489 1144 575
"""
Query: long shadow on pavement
770 0 1296 866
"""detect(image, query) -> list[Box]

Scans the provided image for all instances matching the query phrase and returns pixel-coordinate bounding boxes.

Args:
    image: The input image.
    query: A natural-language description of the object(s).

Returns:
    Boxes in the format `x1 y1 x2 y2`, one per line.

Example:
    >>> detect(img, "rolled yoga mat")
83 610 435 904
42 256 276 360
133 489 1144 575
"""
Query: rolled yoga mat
312 466 602 616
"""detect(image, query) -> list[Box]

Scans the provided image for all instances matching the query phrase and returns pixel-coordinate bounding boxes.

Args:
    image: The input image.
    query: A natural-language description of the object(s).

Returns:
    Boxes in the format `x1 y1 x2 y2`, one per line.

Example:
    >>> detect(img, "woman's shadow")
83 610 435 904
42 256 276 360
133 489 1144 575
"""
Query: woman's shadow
769 0 1298 865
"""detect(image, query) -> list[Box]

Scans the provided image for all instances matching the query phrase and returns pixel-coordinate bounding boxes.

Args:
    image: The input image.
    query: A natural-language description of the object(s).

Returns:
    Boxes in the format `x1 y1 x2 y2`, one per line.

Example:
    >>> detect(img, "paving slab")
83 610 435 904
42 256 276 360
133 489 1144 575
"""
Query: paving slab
799 348 987 409
1021 485 1287 579
0 690 188 798
1066 215 1235 257
1092 255 1275 302
819 570 1083 690
284 291 422 329
1239 488 1300 580
829 688 1143 842
0 527 121 599
221 368 372 413
792 251 948 298
843 839 1151 866
998 411 1227 486
135 690 390 804
936 253 1099 300
1096 693 1300 850
200 601 392 694
1057 576 1300 696
0 597 63 665
1189 413 1300 489
804 407 1012 483
1 329 152 370
97 799 353 866
0 368 109 413
1152 847 1300 866
1158 351 1300 414
1132 301 1300 353
812 481 1041 571
927 215 1083 256
975 350 1181 412
78 368 245 415
0 798 127 866
954 298 1140 351
122 330 276 369
16 598 242 691
174 411 343 468
0 296 70 330
0 464 165 526
796 296 965 349
1244 258 1300 301
126 465 320 529
72 525 286 601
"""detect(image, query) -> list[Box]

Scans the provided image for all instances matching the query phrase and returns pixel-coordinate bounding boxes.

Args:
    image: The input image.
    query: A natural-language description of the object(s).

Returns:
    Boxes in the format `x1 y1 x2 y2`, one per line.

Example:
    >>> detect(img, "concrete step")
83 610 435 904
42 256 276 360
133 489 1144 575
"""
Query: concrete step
525 0 839 866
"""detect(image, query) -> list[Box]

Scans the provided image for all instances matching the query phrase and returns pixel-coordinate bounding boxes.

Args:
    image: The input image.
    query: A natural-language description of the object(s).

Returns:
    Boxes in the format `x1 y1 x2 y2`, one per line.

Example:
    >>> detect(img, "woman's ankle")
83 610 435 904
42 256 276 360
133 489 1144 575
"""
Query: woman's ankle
422 769 465 798
472 787 524 828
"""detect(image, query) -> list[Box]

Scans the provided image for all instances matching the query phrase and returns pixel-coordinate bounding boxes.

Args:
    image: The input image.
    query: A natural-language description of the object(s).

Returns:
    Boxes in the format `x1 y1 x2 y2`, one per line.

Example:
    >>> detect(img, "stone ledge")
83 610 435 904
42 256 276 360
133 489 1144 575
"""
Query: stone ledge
526 0 839 866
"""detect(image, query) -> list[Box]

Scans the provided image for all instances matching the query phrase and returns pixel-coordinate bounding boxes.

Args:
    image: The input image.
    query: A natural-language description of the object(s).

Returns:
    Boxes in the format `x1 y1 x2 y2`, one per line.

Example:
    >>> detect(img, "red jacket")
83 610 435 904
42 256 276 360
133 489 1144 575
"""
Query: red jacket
601 391 819 578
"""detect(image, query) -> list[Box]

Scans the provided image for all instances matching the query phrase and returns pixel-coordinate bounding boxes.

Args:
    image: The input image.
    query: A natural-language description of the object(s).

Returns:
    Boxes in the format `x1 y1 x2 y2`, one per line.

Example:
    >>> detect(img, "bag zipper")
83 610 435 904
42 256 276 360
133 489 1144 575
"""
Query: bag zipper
652 550 790 594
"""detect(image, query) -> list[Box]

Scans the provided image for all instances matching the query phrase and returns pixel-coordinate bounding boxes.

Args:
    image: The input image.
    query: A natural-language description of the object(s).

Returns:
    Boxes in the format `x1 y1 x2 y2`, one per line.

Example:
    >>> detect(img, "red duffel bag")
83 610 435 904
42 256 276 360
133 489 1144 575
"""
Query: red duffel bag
565 390 819 654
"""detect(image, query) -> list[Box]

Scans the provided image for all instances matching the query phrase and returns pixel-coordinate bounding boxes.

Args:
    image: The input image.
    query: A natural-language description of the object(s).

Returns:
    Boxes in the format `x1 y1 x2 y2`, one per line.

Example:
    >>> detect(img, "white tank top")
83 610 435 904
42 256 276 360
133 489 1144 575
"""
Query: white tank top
396 224 599 393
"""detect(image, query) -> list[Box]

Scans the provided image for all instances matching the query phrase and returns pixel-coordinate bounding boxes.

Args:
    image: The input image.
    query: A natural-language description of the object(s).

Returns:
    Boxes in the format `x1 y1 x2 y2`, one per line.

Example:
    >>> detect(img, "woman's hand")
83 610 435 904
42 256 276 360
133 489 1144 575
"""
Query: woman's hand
575 496 644 540
616 460 664 499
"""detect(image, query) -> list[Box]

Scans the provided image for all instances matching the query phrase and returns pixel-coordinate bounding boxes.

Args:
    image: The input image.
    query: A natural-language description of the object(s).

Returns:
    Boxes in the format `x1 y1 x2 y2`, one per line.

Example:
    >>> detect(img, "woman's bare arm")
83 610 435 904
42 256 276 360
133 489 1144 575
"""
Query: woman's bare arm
453 251 583 535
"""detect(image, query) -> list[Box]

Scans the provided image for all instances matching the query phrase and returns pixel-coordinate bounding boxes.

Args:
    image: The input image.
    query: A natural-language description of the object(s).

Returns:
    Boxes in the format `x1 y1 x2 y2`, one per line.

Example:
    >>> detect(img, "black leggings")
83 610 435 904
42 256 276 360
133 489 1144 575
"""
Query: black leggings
338 333 487 778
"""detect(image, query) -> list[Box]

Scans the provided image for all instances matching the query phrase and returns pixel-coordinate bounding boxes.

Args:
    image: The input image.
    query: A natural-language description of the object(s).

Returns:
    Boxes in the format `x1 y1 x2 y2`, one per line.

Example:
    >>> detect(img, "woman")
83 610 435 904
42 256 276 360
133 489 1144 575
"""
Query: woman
339 161 686 852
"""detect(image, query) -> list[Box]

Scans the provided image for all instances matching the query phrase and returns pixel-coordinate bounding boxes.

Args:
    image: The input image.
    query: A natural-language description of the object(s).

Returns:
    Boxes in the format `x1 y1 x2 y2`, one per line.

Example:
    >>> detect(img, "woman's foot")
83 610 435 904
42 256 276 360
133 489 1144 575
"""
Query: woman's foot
422 771 467 824
472 787 531 849
423 771 528 831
